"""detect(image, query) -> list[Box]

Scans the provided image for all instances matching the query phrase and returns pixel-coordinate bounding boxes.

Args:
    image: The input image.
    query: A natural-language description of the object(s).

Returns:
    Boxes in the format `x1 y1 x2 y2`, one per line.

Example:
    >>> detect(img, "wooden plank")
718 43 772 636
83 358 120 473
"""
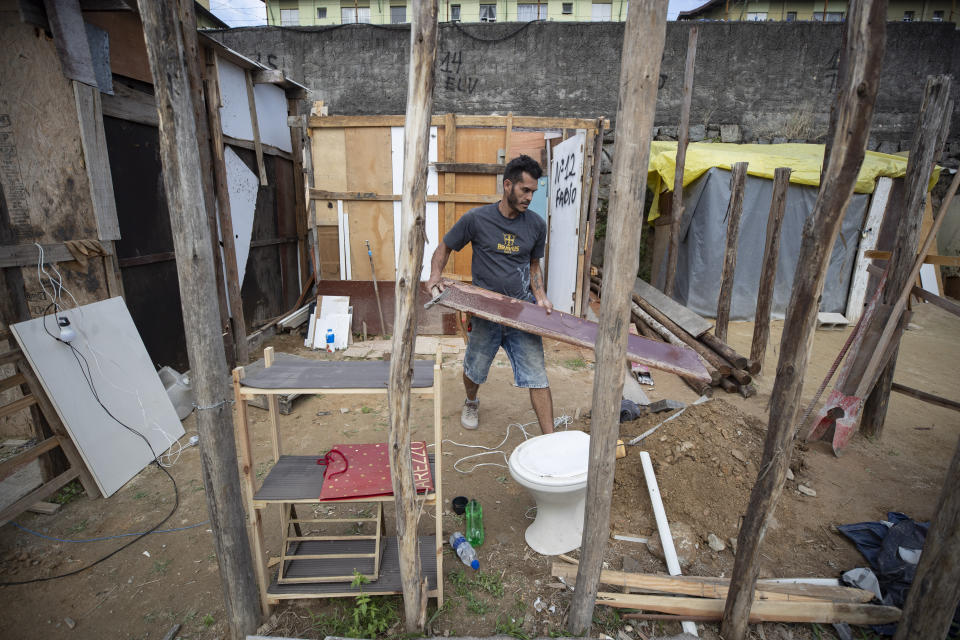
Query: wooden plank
630 299 721 383
0 394 38 419
846 177 892 322
42 0 98 87
892 439 960 639
310 190 500 204
101 81 160 126
864 250 960 266
664 25 699 297
74 82 122 241
890 382 960 412
598 592 901 625
633 276 712 337
442 113 457 277
750 167 791 373
311 128 348 227
310 114 608 131
552 564 874 603
564 3 667 631
433 162 504 174
0 243 74 269
118 251 176 268
0 468 79 528
223 134 294 161
451 127 503 279
580 121 605 316
345 127 395 280
0 373 27 394
82 12 153 85
244 69 268 186
0 436 59 482
27 501 62 515
715 161 748 343
721 4 887 637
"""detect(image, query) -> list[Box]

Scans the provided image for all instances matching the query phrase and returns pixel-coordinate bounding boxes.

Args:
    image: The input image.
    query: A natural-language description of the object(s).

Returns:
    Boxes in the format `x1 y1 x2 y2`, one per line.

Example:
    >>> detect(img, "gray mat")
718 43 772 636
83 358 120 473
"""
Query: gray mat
268 536 438 595
255 455 436 502
242 358 434 389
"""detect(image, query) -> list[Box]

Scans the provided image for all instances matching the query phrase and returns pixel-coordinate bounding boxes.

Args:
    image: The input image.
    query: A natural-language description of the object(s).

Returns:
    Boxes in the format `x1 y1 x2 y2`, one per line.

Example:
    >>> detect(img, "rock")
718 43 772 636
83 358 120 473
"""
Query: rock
798 484 817 497
64 618 76 630
773 136 788 144
786 467 795 481
720 124 742 143
688 124 706 142
707 533 726 552
645 521 697 570
340 407 350 414
679 441 695 452
731 449 747 464
728 536 738 554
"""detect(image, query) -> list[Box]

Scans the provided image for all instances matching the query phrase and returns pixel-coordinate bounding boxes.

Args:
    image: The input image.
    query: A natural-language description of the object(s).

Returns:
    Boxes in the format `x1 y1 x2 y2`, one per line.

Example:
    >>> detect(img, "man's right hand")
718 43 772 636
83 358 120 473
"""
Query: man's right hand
426 273 445 297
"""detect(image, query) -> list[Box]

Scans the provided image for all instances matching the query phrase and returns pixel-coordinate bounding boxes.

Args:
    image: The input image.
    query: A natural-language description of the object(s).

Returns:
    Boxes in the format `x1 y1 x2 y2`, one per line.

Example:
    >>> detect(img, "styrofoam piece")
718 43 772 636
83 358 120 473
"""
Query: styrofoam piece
217 59 252 141
318 295 350 318
919 263 940 295
12 298 184 497
816 312 850 330
312 313 351 351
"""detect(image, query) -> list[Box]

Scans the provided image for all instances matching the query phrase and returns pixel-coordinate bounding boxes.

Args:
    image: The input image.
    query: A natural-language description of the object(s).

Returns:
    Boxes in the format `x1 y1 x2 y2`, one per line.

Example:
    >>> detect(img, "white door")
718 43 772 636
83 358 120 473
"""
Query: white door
546 133 585 314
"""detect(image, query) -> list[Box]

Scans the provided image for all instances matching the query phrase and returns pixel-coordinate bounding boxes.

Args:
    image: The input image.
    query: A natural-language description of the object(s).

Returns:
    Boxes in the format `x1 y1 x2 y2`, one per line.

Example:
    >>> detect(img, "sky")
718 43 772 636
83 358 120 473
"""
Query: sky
208 0 709 27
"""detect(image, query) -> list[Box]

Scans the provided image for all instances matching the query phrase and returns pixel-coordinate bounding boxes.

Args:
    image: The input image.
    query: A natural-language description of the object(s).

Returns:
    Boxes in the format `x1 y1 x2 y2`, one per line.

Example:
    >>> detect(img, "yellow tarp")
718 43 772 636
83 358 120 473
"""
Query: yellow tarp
646 142 939 221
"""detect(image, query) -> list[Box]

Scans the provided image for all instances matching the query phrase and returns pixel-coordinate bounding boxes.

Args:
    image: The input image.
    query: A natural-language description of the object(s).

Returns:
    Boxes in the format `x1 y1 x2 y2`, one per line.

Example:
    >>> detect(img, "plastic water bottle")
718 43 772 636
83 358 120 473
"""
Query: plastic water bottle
465 499 484 547
449 532 479 570
325 328 335 352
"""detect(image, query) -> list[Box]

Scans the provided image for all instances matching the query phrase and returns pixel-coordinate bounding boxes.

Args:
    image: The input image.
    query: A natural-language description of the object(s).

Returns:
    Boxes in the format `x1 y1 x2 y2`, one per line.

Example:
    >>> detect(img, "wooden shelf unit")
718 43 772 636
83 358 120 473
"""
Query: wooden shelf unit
231 347 444 613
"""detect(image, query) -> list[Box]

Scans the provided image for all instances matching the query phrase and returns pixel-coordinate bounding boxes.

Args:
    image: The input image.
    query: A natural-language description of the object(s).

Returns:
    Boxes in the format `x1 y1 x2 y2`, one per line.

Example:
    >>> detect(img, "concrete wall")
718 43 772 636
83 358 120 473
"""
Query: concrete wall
210 21 960 151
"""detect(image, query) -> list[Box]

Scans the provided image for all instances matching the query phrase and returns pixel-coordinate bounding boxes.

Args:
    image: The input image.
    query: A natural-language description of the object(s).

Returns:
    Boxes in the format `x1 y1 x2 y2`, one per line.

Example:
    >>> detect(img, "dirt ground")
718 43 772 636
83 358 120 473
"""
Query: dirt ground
0 302 957 640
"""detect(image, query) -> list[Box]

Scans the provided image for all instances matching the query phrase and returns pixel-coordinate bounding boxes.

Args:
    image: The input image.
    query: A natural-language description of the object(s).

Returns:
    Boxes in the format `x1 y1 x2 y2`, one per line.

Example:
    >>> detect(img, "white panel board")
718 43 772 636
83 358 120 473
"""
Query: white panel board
223 146 259 286
919 263 940 295
390 126 439 281
217 59 253 141
546 132 585 314
11 298 185 497
253 82 292 153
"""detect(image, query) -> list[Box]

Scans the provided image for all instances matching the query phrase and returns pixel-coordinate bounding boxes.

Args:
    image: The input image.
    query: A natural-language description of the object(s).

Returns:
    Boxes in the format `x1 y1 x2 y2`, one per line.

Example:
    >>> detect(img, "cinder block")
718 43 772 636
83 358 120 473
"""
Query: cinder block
688 124 706 141
720 124 741 143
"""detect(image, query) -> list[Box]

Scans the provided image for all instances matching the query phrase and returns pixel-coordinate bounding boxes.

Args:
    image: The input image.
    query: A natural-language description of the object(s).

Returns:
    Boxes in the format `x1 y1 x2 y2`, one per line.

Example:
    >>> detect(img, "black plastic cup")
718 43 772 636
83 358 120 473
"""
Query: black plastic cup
452 496 468 515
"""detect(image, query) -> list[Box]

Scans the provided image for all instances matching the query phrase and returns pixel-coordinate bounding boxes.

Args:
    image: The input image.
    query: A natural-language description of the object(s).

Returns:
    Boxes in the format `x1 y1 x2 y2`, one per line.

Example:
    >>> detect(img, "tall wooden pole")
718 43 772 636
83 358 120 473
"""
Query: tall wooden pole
892 436 960 640
720 0 887 637
749 167 791 373
567 0 668 632
137 1 260 637
714 161 748 343
664 25 698 298
388 1 438 632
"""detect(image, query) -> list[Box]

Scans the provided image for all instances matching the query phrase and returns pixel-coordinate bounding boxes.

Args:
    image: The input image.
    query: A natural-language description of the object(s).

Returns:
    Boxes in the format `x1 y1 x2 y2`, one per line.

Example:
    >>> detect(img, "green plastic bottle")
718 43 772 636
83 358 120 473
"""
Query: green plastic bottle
465 499 484 547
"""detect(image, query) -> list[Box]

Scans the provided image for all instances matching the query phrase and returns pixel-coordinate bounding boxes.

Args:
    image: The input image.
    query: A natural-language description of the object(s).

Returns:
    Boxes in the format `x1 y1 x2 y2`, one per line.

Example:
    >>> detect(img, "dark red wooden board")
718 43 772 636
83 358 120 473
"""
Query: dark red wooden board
436 281 712 382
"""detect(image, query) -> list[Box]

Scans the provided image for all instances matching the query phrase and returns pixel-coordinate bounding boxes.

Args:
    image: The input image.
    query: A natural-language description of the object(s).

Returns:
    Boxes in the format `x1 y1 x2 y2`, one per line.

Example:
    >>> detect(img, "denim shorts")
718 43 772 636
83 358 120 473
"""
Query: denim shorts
463 316 549 389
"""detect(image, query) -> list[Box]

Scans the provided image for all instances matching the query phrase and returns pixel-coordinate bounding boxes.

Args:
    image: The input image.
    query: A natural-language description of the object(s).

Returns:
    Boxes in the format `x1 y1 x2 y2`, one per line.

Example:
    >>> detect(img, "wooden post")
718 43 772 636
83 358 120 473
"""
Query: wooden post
137 1 261 637
859 76 951 438
203 48 250 364
714 161 748 343
893 437 960 639
749 167 791 373
580 117 606 315
720 1 887 637
388 1 438 632
244 69 268 186
567 0 668 633
664 25 698 298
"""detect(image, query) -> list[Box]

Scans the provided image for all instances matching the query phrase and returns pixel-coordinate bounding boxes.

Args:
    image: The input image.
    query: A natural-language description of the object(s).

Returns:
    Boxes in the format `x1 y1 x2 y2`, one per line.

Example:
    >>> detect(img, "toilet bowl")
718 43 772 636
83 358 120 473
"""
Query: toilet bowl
508 430 590 555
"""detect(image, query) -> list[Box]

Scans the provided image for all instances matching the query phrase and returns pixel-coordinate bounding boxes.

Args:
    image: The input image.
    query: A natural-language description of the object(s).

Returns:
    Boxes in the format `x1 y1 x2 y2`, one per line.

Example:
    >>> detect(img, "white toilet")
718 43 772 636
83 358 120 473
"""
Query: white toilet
508 430 590 555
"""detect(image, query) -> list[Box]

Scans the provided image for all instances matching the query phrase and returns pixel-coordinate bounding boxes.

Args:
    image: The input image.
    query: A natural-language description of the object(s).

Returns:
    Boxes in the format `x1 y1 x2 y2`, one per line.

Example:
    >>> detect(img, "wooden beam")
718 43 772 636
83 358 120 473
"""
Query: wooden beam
389 1 438 633
205 49 250 365
664 25 698 298
442 113 457 277
0 436 59 483
309 189 500 204
309 114 609 131
73 82 122 242
864 250 960 266
138 0 261 635
749 167 791 373
892 438 960 639
721 2 887 637
0 243 74 268
252 69 285 84
715 161 748 343
244 69 268 186
598 593 901 625
432 162 504 174
42 0 98 86
222 134 294 161
567 0 668 633
890 382 960 412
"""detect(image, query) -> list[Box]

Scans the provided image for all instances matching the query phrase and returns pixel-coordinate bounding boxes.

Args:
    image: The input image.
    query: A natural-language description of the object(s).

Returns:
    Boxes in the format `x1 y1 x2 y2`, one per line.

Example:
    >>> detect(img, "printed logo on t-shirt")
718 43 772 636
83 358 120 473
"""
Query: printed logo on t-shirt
497 233 520 254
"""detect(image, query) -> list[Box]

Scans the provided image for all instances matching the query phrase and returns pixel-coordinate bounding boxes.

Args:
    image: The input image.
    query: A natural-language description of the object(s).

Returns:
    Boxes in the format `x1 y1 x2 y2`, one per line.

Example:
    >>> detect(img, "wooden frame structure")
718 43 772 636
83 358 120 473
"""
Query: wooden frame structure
307 113 609 317
231 347 444 611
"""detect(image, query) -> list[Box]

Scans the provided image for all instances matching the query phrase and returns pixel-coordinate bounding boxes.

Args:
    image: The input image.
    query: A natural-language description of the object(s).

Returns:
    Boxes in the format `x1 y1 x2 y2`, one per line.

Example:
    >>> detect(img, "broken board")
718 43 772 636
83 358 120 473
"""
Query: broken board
435 281 711 382
11 298 184 497
633 277 713 337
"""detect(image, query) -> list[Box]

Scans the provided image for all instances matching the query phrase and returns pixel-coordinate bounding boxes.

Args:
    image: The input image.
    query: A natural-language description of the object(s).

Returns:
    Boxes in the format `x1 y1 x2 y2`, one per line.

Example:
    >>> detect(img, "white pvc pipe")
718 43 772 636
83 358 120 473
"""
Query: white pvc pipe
640 451 699 638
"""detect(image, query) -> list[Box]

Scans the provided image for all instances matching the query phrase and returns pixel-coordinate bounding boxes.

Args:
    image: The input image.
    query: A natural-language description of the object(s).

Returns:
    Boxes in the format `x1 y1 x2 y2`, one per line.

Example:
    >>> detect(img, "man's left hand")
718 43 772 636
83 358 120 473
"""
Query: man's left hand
537 297 554 314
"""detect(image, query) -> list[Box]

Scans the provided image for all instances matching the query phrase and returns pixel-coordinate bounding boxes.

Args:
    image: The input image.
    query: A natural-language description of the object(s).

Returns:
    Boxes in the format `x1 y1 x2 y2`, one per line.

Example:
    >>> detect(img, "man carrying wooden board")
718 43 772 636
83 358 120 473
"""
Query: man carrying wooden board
427 155 555 434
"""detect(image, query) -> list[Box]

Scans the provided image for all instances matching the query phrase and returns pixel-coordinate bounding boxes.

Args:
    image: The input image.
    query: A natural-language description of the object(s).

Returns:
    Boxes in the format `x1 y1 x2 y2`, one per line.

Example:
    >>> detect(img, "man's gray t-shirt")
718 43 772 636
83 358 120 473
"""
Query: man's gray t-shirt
443 204 546 301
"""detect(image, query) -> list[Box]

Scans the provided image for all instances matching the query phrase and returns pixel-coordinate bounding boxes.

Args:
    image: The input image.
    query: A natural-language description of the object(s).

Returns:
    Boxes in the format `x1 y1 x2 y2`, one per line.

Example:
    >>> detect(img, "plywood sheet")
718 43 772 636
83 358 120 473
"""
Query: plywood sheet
253 82 292 153
224 146 259 287
218 59 253 142
82 11 152 84
345 127 394 280
311 128 347 227
11 298 185 497
508 130 547 165
452 128 505 279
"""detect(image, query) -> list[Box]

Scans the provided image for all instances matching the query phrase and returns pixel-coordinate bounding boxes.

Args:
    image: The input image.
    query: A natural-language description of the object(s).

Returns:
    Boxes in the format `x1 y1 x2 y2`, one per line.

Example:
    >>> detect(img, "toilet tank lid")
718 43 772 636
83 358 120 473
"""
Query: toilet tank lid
512 430 590 480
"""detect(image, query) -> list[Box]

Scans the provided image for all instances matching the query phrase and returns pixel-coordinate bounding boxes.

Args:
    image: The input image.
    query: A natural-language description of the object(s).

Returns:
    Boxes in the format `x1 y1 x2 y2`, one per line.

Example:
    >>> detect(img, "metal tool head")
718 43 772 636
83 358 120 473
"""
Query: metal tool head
423 286 449 310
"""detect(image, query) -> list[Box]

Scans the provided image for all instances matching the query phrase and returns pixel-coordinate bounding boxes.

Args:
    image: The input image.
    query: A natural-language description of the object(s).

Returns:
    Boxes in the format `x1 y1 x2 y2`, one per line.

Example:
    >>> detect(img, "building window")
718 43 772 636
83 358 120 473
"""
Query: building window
391 5 406 23
317 7 327 19
785 11 796 21
902 10 914 21
591 2 611 21
280 8 299 25
746 11 767 21
479 4 496 21
932 10 944 21
813 11 843 21
562 2 573 14
341 6 371 23
450 4 461 21
517 3 547 21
